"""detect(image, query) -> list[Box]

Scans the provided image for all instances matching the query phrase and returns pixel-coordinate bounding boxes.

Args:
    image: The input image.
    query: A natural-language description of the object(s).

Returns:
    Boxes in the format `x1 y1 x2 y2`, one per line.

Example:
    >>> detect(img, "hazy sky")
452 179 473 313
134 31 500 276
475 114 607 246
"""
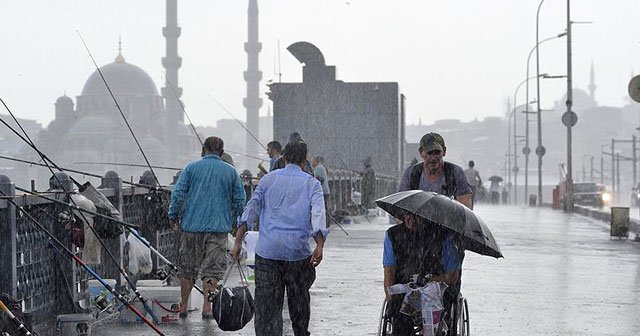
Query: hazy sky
1 0 639 129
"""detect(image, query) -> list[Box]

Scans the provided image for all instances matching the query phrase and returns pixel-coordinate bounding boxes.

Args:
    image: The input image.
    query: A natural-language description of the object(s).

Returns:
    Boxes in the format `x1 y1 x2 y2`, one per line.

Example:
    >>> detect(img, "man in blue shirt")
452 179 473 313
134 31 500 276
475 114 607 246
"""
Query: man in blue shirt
167 136 246 319
231 140 328 336
383 214 462 335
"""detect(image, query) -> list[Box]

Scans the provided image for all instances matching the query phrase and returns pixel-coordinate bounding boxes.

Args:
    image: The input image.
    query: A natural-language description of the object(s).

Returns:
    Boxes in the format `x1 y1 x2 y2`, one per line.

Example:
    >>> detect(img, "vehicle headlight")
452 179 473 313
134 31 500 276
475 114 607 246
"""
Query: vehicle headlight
601 192 611 202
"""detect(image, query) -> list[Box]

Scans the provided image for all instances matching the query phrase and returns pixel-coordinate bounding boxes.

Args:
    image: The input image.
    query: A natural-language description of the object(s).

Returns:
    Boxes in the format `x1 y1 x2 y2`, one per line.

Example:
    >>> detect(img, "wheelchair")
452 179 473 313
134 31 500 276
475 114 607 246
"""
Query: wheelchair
377 292 470 336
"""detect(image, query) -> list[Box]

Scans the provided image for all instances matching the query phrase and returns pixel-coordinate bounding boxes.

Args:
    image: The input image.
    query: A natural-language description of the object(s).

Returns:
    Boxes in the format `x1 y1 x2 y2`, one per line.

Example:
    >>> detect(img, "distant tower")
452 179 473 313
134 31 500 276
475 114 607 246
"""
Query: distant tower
162 0 183 152
244 0 263 159
588 61 596 102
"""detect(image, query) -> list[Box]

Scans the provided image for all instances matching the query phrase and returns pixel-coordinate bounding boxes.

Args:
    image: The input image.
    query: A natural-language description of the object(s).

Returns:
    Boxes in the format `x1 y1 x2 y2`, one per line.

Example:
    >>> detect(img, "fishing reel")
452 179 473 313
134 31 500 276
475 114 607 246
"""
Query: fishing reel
92 292 118 318
154 265 177 285
57 210 76 224
155 268 170 281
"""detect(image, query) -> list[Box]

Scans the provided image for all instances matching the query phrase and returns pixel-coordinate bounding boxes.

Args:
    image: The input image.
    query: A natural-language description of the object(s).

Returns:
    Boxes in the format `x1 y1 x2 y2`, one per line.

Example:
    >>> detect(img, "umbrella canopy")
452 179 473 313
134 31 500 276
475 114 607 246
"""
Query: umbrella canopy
488 175 503 183
375 190 503 258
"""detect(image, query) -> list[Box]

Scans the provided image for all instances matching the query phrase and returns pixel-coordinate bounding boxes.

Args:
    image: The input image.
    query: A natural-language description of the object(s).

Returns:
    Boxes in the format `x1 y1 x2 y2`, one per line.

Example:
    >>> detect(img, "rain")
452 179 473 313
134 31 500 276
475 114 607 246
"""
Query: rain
1 1 640 336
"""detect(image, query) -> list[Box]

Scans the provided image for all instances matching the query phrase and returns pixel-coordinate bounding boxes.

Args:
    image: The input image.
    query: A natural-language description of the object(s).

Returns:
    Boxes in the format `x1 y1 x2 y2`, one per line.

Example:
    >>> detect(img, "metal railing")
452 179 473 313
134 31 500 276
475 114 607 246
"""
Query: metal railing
0 168 397 326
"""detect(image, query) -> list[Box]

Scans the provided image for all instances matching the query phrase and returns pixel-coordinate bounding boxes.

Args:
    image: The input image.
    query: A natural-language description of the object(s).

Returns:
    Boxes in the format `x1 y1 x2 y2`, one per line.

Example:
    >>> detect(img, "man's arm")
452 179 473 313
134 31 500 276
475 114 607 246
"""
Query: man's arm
383 266 396 301
311 232 324 267
168 167 190 229
456 193 473 209
230 223 248 259
240 176 267 229
452 165 473 209
428 270 460 285
433 234 462 285
310 179 328 239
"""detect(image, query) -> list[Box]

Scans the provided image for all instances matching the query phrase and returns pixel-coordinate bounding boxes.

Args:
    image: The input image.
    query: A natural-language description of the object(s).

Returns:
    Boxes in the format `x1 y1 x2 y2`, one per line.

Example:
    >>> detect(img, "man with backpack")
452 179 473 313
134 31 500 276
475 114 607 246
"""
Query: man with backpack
384 132 472 335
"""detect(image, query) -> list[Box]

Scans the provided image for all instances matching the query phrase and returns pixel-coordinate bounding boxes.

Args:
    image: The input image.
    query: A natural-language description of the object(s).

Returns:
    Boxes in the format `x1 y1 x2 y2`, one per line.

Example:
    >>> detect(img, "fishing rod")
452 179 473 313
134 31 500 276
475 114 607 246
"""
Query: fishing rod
0 188 165 336
14 187 140 230
15 184 160 323
0 100 160 324
0 299 33 336
76 30 161 187
15 186 205 296
208 94 267 151
0 155 165 191
75 161 181 171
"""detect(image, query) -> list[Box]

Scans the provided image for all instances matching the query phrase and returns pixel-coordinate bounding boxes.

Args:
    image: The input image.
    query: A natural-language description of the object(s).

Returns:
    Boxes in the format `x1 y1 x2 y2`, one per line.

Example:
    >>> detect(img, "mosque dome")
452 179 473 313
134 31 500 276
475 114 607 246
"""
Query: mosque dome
80 53 159 96
55 95 74 106
556 88 596 111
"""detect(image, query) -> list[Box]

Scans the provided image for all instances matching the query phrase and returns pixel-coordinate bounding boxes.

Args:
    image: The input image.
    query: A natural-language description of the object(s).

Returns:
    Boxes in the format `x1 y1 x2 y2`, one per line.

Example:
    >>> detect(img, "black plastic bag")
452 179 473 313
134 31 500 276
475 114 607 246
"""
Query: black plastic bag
211 260 254 331
0 293 31 335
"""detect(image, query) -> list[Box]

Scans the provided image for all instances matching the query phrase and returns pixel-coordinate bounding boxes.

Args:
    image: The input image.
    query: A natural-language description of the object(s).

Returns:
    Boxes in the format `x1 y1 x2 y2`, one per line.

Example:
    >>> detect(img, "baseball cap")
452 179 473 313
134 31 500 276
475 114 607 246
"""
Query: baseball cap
419 132 445 153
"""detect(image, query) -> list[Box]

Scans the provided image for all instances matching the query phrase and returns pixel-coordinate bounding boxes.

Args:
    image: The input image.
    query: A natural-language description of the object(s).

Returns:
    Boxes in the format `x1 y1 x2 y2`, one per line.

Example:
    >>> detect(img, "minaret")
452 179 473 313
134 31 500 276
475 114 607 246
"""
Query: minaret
161 0 183 153
244 0 263 161
588 61 596 102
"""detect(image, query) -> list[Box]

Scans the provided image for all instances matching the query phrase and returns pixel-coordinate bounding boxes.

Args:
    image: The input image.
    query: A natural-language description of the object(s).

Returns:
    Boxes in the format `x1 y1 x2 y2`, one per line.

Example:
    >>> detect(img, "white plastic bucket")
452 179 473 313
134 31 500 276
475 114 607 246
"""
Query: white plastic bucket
56 314 92 336
118 300 146 323
151 296 180 324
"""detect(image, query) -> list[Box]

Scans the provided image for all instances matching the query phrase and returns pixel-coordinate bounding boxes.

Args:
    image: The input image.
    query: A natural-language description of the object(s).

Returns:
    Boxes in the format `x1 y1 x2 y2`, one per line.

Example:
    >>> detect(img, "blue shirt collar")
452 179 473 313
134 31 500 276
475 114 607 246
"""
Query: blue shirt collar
203 154 222 160
284 163 302 171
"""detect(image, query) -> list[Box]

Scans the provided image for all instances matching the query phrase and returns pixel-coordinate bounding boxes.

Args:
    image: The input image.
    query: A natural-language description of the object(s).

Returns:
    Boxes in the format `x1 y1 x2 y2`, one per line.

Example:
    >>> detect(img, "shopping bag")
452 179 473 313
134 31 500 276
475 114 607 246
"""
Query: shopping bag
126 230 152 275
212 260 254 331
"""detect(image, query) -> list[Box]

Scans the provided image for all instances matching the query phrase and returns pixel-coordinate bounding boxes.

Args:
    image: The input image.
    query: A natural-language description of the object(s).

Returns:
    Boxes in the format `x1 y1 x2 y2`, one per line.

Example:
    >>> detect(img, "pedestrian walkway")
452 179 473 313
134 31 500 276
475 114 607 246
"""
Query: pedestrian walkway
82 205 640 335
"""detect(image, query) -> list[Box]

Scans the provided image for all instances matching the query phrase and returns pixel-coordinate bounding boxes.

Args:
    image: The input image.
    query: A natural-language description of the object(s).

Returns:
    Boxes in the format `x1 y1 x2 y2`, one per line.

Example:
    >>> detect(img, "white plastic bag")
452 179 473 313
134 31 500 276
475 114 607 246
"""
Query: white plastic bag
127 230 152 275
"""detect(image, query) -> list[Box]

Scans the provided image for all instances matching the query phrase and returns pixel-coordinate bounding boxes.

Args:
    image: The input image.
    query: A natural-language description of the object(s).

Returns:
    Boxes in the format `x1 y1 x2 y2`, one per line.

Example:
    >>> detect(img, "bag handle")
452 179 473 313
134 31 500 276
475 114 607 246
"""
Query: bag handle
220 257 250 288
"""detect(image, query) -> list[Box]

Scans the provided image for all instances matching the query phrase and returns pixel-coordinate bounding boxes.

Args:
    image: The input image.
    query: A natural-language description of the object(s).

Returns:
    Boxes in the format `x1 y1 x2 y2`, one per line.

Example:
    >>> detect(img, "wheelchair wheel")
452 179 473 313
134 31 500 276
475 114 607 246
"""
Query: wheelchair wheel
456 295 470 336
378 298 392 336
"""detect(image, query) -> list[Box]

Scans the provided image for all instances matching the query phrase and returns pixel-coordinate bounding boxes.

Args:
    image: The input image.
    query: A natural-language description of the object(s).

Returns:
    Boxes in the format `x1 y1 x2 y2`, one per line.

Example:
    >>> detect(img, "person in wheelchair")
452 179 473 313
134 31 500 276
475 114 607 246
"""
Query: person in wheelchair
383 213 464 336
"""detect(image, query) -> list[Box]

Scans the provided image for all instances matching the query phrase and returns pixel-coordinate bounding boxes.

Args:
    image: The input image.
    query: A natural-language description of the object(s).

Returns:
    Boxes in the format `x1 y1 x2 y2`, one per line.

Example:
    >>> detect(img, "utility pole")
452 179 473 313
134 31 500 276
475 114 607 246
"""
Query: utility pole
562 0 575 212
609 142 617 199
633 135 637 189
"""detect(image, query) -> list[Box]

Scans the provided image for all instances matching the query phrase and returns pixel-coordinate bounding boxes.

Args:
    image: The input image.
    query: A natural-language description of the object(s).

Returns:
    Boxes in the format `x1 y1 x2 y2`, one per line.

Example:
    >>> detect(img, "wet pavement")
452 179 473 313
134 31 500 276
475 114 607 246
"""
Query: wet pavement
60 205 640 335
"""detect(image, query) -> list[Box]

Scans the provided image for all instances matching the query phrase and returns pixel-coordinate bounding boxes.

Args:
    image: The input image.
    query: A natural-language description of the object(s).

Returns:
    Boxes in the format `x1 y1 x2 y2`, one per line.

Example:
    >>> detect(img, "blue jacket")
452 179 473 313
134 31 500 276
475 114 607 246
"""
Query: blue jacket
168 154 246 233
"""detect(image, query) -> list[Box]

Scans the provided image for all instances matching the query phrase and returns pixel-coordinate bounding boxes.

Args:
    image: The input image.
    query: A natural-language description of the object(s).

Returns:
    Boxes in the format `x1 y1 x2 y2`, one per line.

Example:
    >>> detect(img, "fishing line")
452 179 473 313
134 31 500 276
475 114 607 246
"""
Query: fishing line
0 188 165 336
0 155 164 191
163 74 203 146
208 94 267 151
76 30 161 187
1 98 160 323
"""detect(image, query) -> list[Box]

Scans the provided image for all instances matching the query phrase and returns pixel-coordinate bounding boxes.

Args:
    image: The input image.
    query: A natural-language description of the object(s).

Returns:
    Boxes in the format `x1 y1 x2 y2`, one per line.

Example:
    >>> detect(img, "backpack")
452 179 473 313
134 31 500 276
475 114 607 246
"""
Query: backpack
409 161 457 197
0 293 31 336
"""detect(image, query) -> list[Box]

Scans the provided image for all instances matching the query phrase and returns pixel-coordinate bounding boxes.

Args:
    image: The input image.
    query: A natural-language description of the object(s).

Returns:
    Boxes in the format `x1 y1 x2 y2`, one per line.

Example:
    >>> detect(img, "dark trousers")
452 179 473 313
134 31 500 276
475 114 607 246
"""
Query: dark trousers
469 185 477 208
254 254 316 336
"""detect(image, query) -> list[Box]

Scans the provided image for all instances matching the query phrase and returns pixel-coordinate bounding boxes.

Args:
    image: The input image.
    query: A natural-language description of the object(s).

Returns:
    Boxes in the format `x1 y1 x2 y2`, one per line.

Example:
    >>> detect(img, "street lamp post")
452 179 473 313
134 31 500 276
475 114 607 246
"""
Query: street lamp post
563 0 577 212
535 0 547 206
524 32 566 205
513 75 545 205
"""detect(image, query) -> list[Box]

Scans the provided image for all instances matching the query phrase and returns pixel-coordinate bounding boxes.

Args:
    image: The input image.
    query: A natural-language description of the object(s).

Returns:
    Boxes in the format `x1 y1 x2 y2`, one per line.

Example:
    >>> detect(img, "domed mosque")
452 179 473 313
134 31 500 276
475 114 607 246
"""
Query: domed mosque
34 7 199 184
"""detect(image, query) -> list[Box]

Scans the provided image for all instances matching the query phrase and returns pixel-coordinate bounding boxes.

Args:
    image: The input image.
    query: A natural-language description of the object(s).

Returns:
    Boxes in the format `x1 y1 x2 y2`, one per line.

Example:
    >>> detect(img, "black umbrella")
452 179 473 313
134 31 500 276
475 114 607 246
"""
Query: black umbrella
488 175 503 183
375 190 503 258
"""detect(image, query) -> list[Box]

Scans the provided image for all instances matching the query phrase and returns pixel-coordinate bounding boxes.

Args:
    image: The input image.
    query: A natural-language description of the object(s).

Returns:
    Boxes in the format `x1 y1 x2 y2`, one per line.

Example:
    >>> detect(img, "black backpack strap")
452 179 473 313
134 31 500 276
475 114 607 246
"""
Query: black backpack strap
409 163 423 190
442 162 456 197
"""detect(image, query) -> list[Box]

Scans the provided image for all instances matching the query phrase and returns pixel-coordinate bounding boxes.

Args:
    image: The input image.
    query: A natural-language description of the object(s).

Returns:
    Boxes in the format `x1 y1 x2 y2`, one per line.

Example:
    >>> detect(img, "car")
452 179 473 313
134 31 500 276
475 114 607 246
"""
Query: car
572 182 605 208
